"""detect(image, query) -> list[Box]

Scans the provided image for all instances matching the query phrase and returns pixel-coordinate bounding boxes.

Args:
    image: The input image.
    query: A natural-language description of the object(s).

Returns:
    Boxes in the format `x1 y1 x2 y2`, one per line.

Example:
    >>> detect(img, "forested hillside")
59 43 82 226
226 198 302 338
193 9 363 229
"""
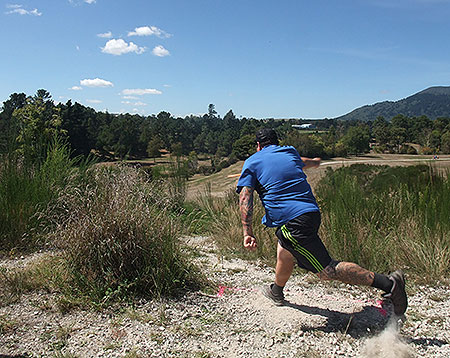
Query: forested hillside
1 90 449 170
336 86 450 122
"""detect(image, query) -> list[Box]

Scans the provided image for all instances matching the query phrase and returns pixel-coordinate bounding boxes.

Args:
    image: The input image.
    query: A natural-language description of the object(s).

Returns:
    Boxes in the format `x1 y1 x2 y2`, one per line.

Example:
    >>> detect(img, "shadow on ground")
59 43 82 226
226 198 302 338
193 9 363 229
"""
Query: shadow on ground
284 301 389 338
408 337 448 347
284 300 449 350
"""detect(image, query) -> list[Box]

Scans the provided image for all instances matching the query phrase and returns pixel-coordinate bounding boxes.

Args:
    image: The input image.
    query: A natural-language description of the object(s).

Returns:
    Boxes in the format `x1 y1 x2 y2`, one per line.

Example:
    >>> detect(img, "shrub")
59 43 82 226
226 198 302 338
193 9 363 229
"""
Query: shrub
421 146 434 155
283 132 326 158
198 165 214 176
399 144 417 154
48 165 199 303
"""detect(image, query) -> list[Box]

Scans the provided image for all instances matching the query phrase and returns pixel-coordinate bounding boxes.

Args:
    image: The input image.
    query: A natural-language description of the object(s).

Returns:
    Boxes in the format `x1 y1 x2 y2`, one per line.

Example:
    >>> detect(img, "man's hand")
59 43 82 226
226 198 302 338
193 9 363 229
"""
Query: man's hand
239 186 255 250
243 235 257 251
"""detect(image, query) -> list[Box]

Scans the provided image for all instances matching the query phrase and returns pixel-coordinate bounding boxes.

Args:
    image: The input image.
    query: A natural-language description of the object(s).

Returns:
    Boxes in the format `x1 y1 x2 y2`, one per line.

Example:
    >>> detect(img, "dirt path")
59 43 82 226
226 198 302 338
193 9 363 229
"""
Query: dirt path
1 237 449 357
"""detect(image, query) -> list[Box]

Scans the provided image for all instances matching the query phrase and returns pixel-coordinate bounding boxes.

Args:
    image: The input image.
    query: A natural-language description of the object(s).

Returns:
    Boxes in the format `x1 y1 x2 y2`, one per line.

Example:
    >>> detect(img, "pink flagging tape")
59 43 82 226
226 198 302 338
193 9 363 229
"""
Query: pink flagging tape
216 285 258 297
375 299 388 317
217 286 226 297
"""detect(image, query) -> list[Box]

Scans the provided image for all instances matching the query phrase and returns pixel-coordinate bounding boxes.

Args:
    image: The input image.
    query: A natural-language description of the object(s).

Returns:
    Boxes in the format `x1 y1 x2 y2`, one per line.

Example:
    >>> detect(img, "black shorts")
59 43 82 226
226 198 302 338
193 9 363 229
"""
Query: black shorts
275 211 332 273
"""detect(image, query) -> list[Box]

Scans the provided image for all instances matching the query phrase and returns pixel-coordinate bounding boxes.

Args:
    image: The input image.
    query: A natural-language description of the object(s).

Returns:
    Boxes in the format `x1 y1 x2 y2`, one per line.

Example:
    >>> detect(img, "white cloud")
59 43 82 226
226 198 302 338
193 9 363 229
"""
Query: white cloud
101 39 146 56
86 99 102 104
128 26 171 38
68 0 96 5
152 45 170 57
121 100 146 106
80 78 114 87
122 95 139 100
97 31 112 38
6 4 42 16
121 88 162 96
70 86 83 91
29 9 41 15
132 108 145 115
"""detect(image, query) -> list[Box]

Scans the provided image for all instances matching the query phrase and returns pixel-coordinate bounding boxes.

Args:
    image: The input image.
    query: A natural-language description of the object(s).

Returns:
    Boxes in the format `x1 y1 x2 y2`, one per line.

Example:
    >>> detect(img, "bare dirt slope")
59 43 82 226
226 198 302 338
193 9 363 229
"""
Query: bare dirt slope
1 236 449 358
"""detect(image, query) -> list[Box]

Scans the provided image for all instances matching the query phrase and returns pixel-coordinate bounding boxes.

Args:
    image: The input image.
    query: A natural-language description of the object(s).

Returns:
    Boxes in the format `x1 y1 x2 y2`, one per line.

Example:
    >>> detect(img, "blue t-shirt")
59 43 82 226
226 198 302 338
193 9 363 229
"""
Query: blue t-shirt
236 145 319 227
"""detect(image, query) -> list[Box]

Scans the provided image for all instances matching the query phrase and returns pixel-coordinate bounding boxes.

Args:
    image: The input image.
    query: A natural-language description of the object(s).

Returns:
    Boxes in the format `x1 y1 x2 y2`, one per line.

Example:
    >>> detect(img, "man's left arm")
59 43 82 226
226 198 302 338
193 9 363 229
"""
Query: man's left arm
301 157 321 169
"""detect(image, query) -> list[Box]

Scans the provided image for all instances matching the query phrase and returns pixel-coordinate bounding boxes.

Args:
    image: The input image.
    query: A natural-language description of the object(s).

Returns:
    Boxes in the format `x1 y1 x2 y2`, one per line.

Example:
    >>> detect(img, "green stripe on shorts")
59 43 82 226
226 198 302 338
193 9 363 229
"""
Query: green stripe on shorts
281 225 324 272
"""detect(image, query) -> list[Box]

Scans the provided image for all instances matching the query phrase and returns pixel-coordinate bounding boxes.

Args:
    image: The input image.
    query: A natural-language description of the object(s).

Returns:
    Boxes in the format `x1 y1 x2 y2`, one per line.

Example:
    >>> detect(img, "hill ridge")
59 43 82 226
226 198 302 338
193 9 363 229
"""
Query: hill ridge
335 86 450 121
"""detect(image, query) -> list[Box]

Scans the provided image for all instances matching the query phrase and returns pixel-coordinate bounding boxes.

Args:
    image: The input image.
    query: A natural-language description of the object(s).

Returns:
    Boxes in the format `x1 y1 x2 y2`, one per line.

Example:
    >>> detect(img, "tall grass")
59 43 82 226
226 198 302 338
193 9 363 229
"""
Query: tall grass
194 184 278 265
316 164 449 280
47 165 200 303
0 139 79 253
196 164 449 282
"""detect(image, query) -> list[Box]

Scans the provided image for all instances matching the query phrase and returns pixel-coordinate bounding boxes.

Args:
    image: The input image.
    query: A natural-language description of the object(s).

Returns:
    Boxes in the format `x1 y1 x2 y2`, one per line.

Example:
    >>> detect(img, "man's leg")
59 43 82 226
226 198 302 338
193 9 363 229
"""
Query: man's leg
262 243 295 305
317 260 376 286
317 260 408 315
275 243 296 287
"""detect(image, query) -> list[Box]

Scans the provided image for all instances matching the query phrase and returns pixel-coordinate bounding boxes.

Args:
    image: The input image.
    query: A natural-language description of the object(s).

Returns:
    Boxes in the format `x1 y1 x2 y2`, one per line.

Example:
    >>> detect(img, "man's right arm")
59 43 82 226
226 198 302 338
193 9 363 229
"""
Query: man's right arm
239 186 257 250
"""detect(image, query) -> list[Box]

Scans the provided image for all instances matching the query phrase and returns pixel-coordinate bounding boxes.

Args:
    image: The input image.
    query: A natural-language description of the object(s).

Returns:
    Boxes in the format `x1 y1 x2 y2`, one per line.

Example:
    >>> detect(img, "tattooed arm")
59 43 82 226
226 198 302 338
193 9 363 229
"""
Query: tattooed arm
239 186 257 250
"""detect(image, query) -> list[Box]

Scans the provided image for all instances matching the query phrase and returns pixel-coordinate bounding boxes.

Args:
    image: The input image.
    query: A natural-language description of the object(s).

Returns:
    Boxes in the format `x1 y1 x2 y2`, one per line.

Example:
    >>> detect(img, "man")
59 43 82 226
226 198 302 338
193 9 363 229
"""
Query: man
236 128 407 316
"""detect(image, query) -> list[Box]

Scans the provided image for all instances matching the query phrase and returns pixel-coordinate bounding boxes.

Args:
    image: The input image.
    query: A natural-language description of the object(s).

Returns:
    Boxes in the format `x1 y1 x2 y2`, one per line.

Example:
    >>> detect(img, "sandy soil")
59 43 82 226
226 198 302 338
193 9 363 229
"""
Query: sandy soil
1 237 449 357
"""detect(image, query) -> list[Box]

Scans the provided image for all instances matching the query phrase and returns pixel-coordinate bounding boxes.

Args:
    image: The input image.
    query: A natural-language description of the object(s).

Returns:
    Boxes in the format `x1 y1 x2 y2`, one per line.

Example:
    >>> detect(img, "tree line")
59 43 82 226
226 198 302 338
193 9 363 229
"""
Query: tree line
1 90 449 171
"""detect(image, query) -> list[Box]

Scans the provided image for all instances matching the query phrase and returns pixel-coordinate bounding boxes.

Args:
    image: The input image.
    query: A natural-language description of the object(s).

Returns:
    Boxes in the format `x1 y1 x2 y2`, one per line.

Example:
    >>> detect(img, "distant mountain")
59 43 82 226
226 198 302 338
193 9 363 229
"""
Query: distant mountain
335 86 450 121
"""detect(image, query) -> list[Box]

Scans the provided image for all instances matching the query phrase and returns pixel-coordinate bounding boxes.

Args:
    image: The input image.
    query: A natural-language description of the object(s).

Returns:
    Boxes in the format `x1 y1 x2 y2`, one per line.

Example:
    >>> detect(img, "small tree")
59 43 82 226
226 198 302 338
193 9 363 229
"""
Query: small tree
208 104 217 118
147 136 163 161
13 90 65 164
232 135 255 160
341 126 370 155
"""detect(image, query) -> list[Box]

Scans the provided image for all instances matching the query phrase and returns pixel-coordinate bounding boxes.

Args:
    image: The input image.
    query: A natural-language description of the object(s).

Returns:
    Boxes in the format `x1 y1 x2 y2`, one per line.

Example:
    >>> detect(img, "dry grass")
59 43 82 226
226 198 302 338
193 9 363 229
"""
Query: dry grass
194 186 277 264
45 165 201 303
0 254 70 307
394 219 450 281
187 161 244 200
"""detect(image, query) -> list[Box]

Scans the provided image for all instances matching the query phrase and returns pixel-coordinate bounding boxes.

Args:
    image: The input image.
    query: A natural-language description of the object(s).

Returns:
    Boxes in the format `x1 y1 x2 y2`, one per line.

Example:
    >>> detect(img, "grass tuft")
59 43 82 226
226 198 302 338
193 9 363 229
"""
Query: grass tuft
0 138 88 253
46 165 201 304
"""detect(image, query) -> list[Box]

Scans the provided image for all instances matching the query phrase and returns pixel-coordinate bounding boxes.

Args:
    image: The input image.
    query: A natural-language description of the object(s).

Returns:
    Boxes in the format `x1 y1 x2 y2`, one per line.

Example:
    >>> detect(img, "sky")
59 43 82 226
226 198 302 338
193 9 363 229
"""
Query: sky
1 0 450 119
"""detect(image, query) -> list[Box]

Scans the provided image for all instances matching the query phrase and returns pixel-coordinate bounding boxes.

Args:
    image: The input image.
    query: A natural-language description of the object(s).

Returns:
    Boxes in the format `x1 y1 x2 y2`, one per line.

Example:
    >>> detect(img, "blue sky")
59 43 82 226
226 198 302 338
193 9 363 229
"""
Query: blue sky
1 0 450 119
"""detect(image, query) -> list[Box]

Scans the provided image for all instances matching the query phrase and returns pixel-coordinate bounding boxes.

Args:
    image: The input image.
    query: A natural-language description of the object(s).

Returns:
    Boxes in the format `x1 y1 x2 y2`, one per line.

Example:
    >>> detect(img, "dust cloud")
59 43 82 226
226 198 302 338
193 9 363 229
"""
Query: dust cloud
362 317 413 358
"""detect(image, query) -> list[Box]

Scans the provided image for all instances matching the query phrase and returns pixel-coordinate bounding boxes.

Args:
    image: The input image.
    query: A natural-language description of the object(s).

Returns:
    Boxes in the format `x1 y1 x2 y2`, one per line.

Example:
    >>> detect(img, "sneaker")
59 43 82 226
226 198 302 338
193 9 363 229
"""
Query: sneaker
382 270 408 315
262 284 285 306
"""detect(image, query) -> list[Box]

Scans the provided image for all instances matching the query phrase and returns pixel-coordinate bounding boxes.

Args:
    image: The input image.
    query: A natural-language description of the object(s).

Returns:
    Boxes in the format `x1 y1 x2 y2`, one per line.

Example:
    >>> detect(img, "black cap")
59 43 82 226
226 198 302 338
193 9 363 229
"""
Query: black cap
255 128 279 146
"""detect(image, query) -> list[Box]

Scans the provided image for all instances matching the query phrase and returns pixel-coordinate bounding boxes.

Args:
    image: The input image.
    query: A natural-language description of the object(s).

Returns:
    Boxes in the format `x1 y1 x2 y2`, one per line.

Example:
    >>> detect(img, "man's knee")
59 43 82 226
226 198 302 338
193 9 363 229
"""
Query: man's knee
316 259 340 280
277 244 296 263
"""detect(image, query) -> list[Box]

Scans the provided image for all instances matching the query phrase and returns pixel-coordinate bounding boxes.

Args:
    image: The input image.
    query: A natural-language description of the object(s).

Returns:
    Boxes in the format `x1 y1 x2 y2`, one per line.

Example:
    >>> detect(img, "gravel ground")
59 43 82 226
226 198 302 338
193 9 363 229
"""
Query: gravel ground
1 236 449 358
